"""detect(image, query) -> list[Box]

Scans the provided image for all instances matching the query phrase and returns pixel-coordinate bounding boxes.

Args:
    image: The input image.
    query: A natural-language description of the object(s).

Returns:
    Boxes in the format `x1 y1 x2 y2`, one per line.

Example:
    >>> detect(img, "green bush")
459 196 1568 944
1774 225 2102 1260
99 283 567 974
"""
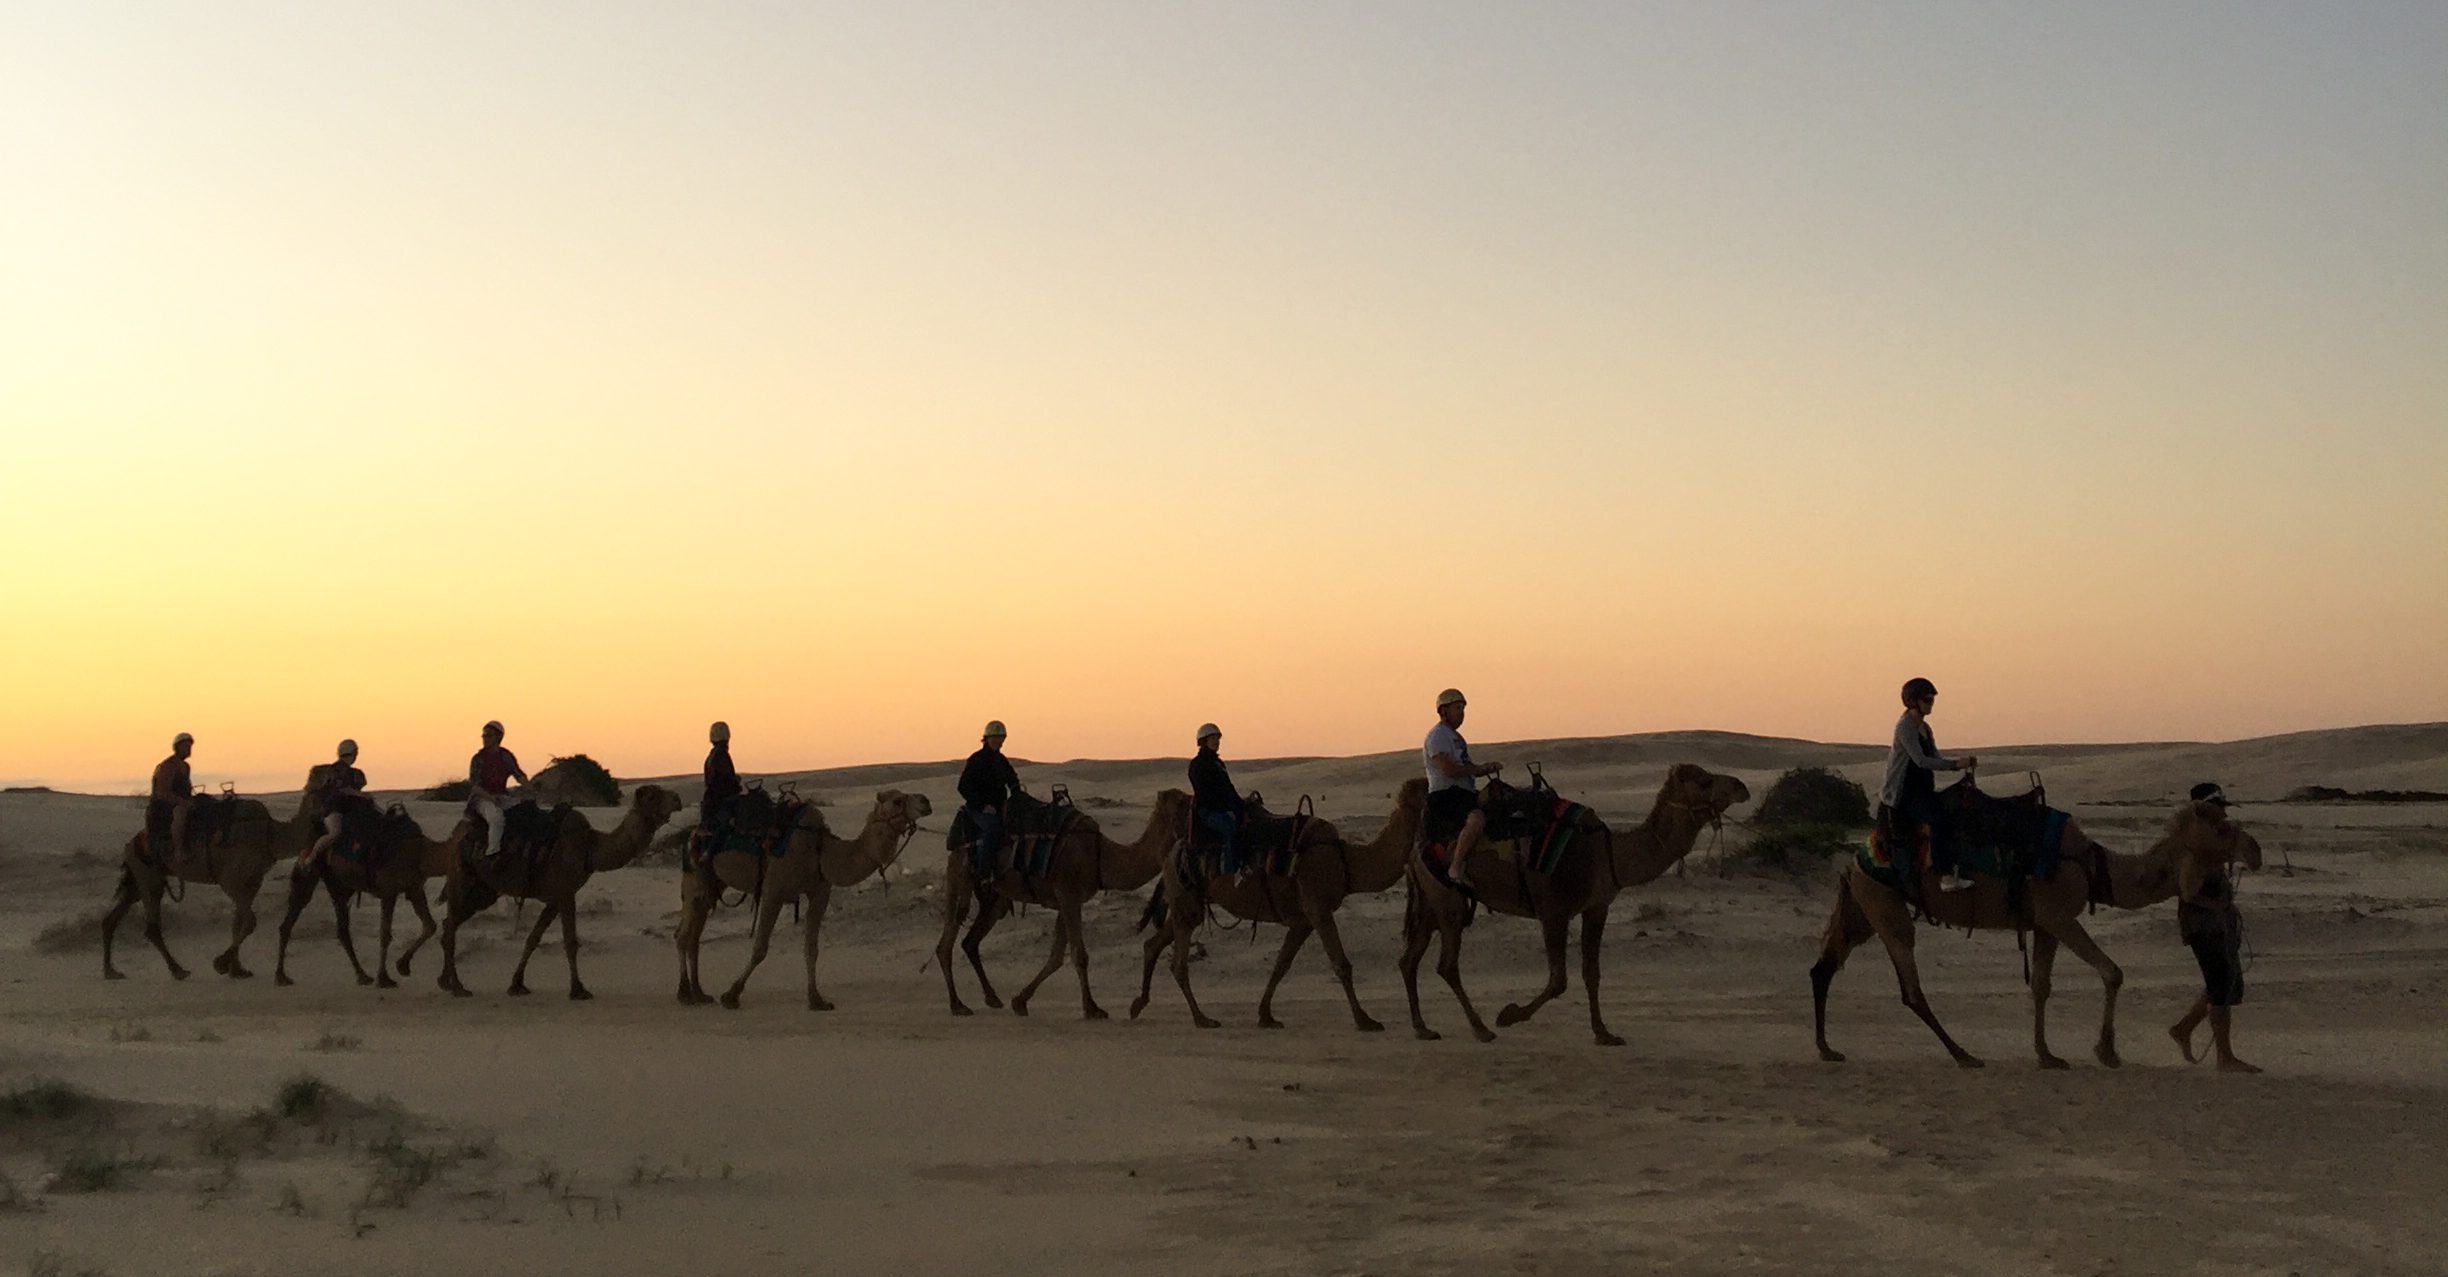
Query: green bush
1754 767 1872 829
418 778 472 802
1732 823 1857 875
543 754 622 806
1 1078 90 1121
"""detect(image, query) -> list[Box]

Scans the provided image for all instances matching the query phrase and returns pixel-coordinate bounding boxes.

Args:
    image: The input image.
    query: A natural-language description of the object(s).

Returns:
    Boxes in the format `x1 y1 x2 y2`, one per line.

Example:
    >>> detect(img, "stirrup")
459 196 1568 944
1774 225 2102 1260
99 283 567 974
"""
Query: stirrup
1939 873 1975 893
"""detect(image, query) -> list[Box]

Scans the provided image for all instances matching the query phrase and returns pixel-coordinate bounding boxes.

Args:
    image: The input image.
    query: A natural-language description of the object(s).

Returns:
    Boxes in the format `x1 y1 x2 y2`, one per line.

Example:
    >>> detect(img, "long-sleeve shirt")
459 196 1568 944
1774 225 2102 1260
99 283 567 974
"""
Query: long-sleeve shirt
958 748 1022 811
150 756 191 803
1879 711 1958 808
469 746 525 797
703 745 740 809
1188 748 1242 817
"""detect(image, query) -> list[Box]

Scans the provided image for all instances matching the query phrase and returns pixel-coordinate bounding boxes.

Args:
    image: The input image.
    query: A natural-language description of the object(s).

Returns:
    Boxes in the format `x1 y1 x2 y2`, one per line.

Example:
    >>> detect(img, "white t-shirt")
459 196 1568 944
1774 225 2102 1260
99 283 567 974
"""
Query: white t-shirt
1424 723 1476 794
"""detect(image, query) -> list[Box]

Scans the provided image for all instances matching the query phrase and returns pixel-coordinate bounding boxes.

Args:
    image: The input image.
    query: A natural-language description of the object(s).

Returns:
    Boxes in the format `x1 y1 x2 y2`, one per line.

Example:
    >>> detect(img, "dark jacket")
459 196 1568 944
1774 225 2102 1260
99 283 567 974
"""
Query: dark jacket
703 744 740 811
1188 748 1242 818
958 748 1022 811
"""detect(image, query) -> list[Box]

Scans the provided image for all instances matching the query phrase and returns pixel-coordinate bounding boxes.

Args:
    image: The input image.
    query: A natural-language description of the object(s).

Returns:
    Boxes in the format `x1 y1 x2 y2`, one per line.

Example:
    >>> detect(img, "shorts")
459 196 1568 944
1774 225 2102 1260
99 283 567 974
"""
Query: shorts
1424 786 1479 844
2182 905 2245 1008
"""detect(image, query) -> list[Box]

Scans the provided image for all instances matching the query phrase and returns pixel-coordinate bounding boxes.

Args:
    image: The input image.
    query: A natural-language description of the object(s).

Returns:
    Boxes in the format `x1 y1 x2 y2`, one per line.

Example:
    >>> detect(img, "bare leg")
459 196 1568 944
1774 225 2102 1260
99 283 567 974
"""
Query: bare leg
2209 1006 2258 1073
1311 906 1382 1033
1447 811 1487 887
1497 909 1572 1029
2170 993 2208 1062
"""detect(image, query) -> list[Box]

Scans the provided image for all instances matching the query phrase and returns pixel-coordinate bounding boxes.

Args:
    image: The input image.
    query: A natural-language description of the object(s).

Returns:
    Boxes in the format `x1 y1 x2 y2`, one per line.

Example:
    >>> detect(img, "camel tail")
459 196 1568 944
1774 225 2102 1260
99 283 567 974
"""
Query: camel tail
1136 881 1167 934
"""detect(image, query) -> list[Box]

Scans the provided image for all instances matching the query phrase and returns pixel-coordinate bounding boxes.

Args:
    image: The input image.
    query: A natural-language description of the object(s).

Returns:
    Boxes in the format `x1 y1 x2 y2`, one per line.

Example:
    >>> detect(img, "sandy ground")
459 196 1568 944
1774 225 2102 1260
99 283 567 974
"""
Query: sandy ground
3 726 2444 1276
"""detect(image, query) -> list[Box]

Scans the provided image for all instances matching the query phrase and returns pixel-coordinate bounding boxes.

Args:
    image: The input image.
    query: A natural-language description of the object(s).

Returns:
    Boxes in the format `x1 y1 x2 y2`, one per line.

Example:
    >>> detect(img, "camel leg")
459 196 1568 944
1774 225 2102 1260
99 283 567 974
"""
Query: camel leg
435 884 475 997
1434 909 1498 1044
1399 880 1440 1041
374 893 400 989
101 868 135 980
506 902 559 997
676 873 714 1005
1310 907 1383 1034
1578 904 1623 1046
935 873 977 1015
324 873 374 987
718 884 791 1009
1874 909 1983 1068
1166 905 1219 1030
964 901 1005 1009
1811 873 1885 1062
1128 918 1174 1020
556 896 590 1001
273 868 315 987
1497 909 1573 1031
1009 909 1072 1018
1255 924 1311 1030
213 875 262 979
2029 930 2068 1069
1064 896 1108 1021
2045 916 2124 1068
395 888 436 979
137 869 189 981
802 887 834 1011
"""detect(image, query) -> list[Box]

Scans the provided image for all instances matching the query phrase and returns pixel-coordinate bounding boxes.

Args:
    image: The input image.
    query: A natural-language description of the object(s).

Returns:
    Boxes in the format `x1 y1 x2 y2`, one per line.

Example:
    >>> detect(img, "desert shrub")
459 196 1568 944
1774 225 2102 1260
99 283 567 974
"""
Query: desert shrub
1731 823 1856 875
541 754 621 806
1754 767 1872 829
49 1147 153 1193
275 1074 330 1123
418 778 472 802
2 1078 91 1121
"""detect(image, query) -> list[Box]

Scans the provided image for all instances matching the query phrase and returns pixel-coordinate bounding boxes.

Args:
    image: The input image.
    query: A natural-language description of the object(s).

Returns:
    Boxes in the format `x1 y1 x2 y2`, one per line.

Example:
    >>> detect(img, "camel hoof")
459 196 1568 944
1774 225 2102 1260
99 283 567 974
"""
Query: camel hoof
1955 1055 1986 1069
356 973 375 987
950 1004 974 1017
1195 1016 1220 1030
1127 998 1149 1020
2096 1045 2123 1069
983 994 1005 1010
506 983 530 997
1472 1027 1499 1044
275 973 295 988
2038 1055 2071 1071
807 997 833 1012
376 975 397 990
1495 1004 1528 1028
1593 1031 1626 1048
169 967 190 981
1414 1027 1441 1042
212 954 232 975
569 986 592 1002
1083 1006 1109 1022
1817 1046 1847 1063
719 992 741 1010
227 965 254 981
447 985 472 999
1258 1017 1284 1031
1010 999 1031 1018
104 968 126 981
1355 1017 1385 1034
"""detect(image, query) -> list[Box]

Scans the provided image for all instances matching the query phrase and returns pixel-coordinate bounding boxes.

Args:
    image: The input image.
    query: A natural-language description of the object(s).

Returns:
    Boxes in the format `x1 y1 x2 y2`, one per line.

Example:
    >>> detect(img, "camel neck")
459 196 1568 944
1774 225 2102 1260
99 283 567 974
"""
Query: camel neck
1616 804 1707 888
822 816 906 886
1351 802 1421 893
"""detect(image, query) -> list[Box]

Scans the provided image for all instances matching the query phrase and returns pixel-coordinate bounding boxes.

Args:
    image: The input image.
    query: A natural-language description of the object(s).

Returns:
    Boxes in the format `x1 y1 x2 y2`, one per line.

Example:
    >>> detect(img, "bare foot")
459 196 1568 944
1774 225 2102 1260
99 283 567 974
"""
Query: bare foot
2216 1056 2262 1074
2169 1023 2200 1063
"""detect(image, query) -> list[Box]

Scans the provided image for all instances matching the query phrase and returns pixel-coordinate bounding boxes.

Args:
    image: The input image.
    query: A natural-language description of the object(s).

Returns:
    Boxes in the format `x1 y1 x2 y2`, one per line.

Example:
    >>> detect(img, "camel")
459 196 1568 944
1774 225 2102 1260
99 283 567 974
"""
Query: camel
101 791 324 981
1810 793 2263 1068
271 808 469 989
432 784 685 1000
935 791 1187 1020
673 789 932 1009
1128 780 1427 1032
1401 763 1753 1045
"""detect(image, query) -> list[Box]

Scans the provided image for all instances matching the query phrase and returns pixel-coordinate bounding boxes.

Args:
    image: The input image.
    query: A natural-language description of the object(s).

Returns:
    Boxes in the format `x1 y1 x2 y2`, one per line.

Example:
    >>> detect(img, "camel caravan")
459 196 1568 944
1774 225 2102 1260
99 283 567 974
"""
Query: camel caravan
96 679 2273 1070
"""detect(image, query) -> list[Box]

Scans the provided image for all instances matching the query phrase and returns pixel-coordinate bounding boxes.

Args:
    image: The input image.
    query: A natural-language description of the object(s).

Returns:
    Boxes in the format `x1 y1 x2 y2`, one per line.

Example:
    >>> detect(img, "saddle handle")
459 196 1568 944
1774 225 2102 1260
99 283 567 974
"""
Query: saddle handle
777 781 798 800
1050 784 1071 807
220 781 236 796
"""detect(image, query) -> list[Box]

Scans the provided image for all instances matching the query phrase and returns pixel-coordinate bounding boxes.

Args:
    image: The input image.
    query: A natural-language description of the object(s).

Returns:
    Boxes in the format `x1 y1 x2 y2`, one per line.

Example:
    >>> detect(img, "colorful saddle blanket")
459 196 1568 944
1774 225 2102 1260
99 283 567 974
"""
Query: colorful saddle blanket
1422 776 1594 881
1859 781 2072 892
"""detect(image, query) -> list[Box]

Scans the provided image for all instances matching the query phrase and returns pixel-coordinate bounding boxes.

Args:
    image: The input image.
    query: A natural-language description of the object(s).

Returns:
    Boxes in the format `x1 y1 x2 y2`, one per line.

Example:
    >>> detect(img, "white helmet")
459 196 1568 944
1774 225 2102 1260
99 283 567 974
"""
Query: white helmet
982 720 1007 740
1436 688 1467 710
709 721 730 743
337 739 358 757
1196 723 1221 743
173 731 194 748
482 720 505 738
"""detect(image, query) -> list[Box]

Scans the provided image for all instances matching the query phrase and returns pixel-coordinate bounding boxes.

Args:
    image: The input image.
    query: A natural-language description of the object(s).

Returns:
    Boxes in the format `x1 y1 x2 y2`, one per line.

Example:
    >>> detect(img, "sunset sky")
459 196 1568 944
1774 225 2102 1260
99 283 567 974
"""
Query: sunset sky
4 4 2443 792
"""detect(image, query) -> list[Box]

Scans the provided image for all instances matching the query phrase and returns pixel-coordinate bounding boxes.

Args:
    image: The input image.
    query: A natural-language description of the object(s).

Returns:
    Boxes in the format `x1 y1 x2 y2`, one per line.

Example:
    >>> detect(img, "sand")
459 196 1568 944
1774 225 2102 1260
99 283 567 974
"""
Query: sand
3 726 2443 1275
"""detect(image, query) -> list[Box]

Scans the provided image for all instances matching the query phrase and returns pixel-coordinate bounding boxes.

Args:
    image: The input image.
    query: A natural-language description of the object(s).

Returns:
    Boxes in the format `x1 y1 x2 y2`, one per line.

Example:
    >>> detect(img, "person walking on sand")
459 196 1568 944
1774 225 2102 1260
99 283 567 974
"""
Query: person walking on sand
1424 689 1501 889
1879 678 1977 896
2170 782 2260 1073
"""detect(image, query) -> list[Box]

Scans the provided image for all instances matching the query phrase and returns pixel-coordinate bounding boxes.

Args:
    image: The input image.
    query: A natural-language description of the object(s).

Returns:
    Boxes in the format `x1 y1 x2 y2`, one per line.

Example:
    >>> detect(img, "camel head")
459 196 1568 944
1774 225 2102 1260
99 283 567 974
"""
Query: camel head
865 788 932 868
1395 777 1429 813
631 784 686 827
1150 788 1194 831
1657 763 1751 824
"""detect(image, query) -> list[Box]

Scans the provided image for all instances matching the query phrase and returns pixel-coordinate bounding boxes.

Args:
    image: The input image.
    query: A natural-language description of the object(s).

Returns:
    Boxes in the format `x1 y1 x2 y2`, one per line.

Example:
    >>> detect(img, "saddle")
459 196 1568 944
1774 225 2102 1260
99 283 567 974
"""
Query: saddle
148 791 263 873
466 798 575 873
948 788 1076 881
330 797 413 869
689 783 815 867
1190 791 1315 879
1421 768 1594 890
1865 774 2081 914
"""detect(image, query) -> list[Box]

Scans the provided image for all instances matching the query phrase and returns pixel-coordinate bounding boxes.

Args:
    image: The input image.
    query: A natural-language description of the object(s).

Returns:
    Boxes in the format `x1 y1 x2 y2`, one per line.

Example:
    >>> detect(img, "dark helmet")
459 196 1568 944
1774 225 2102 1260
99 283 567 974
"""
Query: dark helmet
1900 678 1938 705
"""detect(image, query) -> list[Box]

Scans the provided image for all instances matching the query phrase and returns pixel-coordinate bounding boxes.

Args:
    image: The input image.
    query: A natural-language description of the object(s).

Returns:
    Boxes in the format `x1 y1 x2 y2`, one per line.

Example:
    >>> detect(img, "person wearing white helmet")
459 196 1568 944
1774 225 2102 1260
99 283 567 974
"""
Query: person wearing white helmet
303 739 369 868
1423 689 1501 888
1188 723 1248 879
957 721 1022 883
147 732 197 864
702 721 741 832
467 720 529 859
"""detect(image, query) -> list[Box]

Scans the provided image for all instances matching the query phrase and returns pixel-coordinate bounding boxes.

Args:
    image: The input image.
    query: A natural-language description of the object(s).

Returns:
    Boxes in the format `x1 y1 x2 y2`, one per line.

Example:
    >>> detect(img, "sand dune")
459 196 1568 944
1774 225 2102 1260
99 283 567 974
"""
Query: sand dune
3 724 2442 1274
